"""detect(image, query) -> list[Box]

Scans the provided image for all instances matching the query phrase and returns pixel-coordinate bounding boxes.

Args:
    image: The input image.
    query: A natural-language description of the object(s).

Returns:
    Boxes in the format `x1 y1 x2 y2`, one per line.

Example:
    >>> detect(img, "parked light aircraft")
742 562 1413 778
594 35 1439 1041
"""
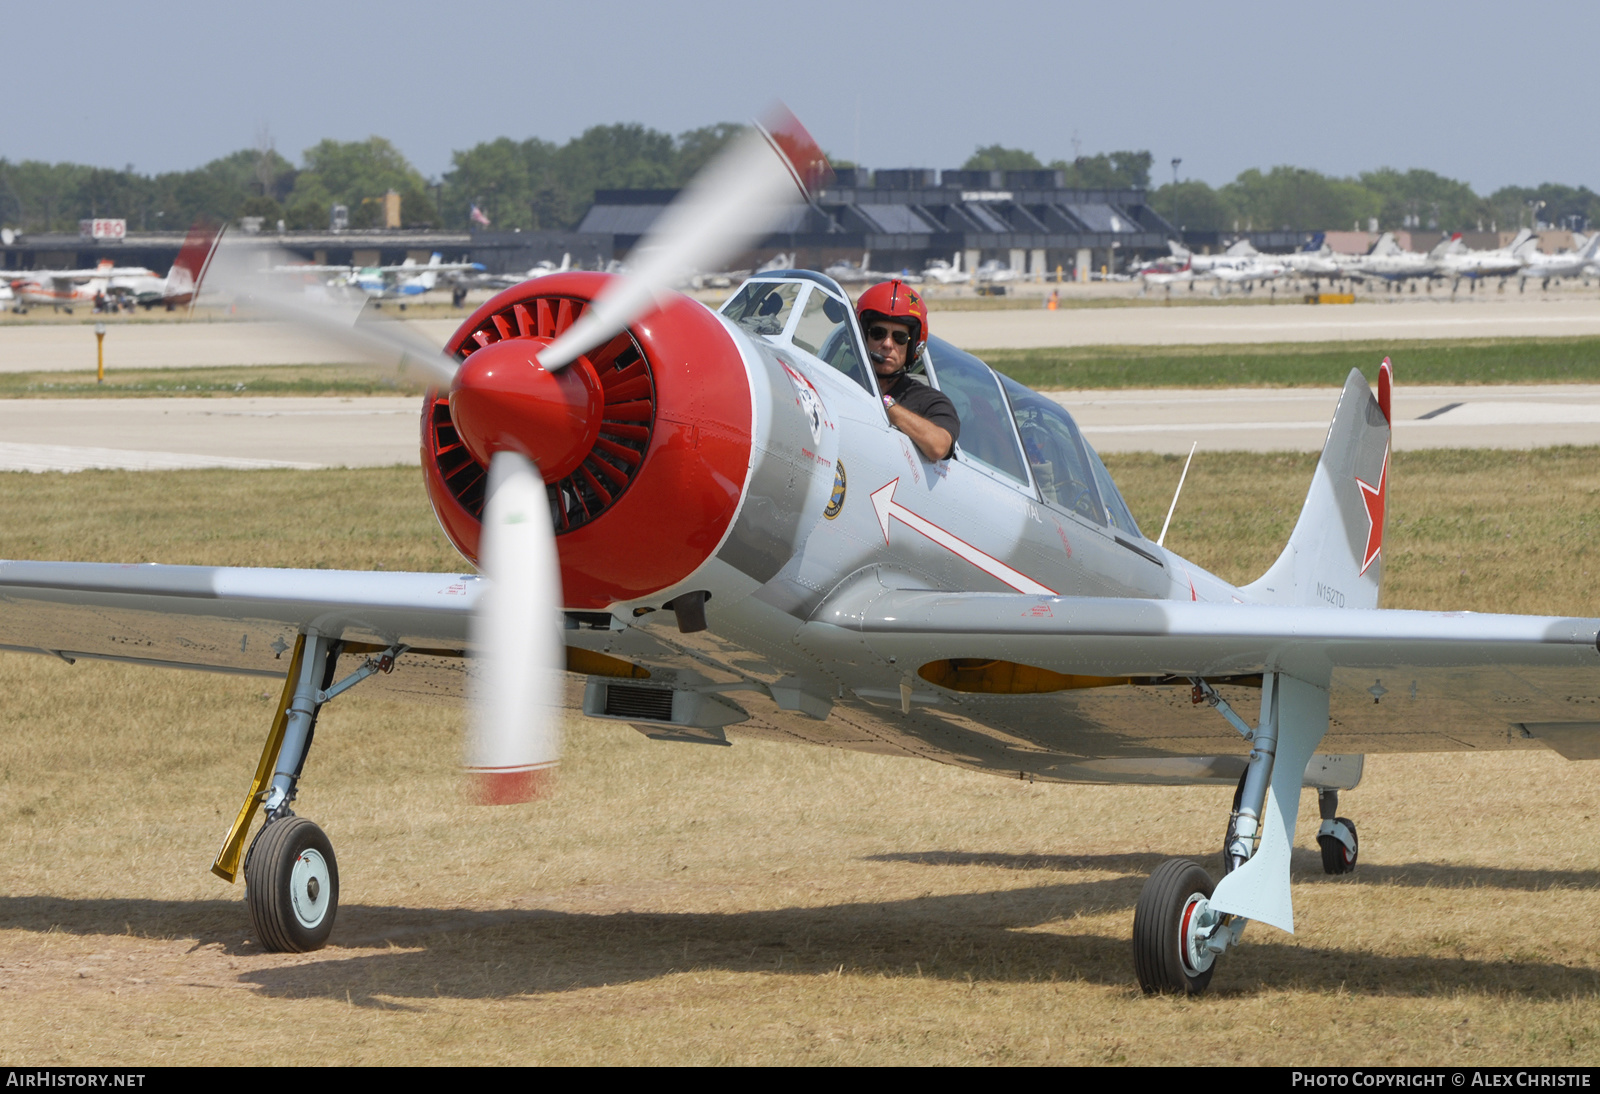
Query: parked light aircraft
1517 233 1600 290
1136 256 1195 290
921 252 971 285
8 258 156 312
824 251 882 284
106 224 226 311
3 108 1598 997
1278 233 1357 281
277 253 485 307
481 253 573 291
1350 231 1455 283
1437 229 1538 286
1167 237 1259 274
8 224 225 313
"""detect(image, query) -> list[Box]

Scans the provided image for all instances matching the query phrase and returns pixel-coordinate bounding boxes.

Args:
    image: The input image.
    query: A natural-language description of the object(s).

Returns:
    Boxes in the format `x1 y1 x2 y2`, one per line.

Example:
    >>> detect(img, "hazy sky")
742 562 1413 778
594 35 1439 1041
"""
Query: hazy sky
5 0 1595 193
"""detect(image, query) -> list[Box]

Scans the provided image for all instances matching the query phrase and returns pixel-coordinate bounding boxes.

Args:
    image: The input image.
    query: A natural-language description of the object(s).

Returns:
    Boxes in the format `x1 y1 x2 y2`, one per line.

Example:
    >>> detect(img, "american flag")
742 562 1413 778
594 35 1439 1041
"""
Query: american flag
469 204 491 227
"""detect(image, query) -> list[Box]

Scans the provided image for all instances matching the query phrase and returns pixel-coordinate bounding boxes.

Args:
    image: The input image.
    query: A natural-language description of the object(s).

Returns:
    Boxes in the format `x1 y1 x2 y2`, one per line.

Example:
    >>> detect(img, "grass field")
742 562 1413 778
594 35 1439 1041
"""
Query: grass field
1 452 1598 1064
977 336 1600 390
0 365 430 399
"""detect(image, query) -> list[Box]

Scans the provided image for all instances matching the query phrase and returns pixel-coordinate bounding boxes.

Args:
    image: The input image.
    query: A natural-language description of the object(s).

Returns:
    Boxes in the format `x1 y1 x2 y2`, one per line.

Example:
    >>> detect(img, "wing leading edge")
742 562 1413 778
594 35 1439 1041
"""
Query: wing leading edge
0 560 479 682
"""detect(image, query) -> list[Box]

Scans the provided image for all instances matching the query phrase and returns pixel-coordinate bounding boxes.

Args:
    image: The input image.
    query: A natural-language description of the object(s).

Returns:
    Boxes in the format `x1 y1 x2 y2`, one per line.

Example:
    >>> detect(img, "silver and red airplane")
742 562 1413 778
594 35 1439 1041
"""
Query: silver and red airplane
1 110 1597 995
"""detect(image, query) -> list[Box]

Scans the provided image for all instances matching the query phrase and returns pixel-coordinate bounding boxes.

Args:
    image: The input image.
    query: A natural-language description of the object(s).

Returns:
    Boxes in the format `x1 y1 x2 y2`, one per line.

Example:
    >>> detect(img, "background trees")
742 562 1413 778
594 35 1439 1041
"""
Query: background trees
2 128 1595 237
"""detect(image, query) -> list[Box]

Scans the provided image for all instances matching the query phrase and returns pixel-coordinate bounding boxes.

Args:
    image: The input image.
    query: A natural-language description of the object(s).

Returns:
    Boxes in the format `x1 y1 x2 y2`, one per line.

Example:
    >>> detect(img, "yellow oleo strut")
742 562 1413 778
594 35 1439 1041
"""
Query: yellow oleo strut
212 633 305 883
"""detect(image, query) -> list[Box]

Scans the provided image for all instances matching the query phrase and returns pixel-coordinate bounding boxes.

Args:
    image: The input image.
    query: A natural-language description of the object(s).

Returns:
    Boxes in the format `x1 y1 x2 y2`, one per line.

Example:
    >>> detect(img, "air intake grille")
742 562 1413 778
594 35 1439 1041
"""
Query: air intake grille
426 292 656 533
603 685 675 722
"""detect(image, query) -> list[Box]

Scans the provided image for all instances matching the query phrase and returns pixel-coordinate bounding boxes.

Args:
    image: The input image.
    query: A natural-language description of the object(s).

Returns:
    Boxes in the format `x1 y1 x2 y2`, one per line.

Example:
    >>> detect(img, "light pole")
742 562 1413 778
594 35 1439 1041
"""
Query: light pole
1171 157 1182 239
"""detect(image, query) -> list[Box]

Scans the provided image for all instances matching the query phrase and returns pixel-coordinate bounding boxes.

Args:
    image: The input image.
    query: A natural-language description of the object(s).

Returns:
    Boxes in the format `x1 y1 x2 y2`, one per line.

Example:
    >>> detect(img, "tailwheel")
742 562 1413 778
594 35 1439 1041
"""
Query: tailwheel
1318 816 1359 875
244 816 339 952
1133 858 1219 995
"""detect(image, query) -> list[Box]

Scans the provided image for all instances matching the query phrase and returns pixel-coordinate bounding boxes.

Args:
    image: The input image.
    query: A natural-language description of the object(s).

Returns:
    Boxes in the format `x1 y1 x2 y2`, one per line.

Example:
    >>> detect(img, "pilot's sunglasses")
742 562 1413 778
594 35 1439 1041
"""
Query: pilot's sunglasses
867 325 911 345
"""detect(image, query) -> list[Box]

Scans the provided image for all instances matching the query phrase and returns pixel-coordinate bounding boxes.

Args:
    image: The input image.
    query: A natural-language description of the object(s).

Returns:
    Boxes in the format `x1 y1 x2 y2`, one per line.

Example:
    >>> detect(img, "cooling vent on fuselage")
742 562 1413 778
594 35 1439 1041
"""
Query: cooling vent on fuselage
425 294 657 533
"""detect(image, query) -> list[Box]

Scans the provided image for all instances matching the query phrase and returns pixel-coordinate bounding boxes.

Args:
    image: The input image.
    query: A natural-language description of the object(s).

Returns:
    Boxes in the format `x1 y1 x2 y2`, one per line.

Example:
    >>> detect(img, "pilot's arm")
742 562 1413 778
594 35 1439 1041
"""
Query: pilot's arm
884 386 961 462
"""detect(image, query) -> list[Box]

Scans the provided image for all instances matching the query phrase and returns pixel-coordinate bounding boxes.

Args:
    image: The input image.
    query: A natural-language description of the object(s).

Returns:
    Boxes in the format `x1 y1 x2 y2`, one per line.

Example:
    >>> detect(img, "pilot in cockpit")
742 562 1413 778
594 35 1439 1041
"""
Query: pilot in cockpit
857 280 961 462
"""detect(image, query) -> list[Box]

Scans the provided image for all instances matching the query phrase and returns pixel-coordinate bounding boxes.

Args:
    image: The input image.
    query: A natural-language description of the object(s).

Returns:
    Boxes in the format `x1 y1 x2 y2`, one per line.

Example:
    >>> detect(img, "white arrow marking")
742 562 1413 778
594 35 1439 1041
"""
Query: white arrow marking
870 478 1056 595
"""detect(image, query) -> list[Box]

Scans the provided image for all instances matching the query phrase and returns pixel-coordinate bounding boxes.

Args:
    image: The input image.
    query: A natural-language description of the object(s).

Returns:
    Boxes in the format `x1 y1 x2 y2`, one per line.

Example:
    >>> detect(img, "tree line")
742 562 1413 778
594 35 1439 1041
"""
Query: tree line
1 127 1594 237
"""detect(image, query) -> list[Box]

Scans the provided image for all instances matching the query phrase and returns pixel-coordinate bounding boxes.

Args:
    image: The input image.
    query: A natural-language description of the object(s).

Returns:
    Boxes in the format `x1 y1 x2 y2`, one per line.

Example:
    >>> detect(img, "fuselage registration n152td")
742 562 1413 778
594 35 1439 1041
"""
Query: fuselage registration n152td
2 268 1598 994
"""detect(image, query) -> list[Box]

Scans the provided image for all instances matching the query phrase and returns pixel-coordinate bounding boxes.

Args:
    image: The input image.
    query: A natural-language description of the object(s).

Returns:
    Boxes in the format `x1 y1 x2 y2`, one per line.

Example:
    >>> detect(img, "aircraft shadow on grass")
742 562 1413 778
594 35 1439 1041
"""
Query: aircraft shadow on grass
869 849 1600 893
2 860 1597 1005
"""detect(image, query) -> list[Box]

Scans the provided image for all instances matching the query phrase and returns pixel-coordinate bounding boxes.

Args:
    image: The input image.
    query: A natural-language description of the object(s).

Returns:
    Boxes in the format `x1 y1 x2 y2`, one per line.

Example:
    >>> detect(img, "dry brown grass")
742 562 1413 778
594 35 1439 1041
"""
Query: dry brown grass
1 455 1598 1065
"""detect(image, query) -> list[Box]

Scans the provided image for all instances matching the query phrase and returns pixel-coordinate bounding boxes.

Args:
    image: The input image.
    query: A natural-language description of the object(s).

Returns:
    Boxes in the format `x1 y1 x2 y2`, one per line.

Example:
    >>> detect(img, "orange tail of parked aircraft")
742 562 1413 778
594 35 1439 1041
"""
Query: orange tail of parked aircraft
162 221 225 312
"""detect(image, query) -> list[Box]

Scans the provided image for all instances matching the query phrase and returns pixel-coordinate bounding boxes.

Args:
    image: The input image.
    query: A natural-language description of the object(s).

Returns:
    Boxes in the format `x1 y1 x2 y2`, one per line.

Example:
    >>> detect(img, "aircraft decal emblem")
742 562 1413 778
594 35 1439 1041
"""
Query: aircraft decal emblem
824 461 847 519
870 478 1056 595
779 360 827 445
1356 446 1389 576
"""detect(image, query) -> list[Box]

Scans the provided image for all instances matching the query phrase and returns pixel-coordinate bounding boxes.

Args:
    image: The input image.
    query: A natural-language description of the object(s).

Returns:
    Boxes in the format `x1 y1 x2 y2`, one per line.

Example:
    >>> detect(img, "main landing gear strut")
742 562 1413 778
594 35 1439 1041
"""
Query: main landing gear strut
1131 675 1357 995
211 630 405 952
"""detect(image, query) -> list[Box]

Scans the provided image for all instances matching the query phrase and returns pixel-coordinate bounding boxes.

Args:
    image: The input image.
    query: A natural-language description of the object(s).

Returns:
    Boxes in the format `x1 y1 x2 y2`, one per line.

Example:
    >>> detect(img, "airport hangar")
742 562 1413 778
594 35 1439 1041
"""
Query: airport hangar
1 168 1312 280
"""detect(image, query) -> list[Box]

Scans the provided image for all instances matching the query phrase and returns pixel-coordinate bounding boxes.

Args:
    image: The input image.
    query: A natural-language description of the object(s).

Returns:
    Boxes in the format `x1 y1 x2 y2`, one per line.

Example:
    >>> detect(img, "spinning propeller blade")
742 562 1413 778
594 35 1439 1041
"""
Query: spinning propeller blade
465 450 564 803
203 237 461 387
539 103 830 370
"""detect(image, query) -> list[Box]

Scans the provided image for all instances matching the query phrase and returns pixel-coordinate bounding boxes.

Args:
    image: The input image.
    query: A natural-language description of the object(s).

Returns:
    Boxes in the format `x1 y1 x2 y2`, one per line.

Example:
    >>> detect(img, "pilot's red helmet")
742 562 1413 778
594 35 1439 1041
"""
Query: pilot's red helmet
856 279 929 359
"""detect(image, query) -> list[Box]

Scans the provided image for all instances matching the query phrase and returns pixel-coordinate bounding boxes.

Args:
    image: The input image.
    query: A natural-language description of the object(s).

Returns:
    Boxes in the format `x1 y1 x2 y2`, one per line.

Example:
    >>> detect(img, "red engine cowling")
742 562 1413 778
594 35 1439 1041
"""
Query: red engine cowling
421 271 753 610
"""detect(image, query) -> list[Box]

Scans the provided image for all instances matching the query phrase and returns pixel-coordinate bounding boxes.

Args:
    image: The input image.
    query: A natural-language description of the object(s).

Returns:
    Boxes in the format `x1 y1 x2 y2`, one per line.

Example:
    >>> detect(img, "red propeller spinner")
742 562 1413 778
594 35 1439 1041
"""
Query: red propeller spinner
448 339 603 482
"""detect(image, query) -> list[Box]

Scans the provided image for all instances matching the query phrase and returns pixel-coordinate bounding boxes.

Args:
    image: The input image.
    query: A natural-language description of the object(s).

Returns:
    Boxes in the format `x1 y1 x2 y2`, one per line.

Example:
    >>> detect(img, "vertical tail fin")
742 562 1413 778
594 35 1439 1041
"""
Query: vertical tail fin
164 221 224 309
1243 361 1392 609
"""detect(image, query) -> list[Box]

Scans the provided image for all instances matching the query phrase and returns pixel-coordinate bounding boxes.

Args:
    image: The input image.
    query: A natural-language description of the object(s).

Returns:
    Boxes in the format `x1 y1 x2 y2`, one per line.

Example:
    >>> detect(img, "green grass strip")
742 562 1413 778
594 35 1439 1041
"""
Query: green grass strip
974 336 1600 389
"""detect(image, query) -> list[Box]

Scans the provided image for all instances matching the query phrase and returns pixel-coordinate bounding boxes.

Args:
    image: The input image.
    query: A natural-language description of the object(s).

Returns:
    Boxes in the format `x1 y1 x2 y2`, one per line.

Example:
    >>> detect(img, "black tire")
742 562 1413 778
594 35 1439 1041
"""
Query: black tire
244 816 339 952
1318 817 1359 875
1133 858 1218 995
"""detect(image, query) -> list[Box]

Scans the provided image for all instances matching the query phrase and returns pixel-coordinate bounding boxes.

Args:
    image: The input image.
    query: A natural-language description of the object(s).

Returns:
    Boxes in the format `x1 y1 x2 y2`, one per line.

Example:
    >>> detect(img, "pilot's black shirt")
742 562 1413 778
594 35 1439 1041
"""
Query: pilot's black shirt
885 372 961 459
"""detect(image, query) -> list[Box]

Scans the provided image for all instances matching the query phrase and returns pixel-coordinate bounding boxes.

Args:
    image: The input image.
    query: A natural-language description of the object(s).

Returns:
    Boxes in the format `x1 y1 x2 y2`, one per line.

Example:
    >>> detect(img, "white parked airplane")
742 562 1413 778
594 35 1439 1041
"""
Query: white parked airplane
921 252 971 285
8 258 157 312
1350 232 1455 284
1518 233 1600 290
1437 229 1538 285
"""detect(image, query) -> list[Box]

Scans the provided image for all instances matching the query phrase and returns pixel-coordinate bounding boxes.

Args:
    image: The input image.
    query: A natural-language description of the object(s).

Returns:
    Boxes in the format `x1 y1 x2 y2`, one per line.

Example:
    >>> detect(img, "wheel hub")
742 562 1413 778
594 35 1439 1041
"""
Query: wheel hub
1180 893 1219 975
291 849 332 929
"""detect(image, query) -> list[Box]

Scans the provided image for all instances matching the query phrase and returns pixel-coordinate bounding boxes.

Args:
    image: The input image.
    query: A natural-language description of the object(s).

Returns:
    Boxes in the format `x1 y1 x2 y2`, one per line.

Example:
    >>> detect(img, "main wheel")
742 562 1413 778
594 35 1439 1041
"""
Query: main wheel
1318 817 1359 875
1133 858 1218 995
244 816 339 952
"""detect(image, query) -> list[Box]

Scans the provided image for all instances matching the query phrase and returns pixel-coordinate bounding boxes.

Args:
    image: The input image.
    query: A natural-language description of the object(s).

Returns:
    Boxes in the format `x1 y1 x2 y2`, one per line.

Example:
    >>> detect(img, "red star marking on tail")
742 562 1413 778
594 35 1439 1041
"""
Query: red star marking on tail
1356 447 1388 576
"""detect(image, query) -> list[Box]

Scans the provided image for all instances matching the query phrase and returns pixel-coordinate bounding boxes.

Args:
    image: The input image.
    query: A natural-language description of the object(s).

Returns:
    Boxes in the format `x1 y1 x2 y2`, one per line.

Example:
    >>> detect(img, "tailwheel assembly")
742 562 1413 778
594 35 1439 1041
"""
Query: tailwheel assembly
1318 816 1359 875
1316 789 1358 875
1132 858 1220 995
245 815 339 953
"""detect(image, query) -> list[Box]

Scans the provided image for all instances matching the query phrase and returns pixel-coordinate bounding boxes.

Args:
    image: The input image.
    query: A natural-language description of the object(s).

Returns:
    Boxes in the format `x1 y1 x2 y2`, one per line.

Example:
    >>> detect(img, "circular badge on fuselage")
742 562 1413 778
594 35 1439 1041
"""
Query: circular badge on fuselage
824 460 847 519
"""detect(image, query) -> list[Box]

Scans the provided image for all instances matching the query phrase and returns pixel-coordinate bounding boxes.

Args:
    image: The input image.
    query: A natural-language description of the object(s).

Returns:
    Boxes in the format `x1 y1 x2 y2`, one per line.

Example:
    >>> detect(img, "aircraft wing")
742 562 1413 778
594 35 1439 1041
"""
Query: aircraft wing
0 561 478 699
815 590 1600 756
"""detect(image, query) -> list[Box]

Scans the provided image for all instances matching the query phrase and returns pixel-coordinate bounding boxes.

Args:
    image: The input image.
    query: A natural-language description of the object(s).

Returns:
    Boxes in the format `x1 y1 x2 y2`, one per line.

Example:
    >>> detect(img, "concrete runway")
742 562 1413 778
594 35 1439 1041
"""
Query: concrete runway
0 385 1595 472
0 397 421 471
5 294 1600 373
